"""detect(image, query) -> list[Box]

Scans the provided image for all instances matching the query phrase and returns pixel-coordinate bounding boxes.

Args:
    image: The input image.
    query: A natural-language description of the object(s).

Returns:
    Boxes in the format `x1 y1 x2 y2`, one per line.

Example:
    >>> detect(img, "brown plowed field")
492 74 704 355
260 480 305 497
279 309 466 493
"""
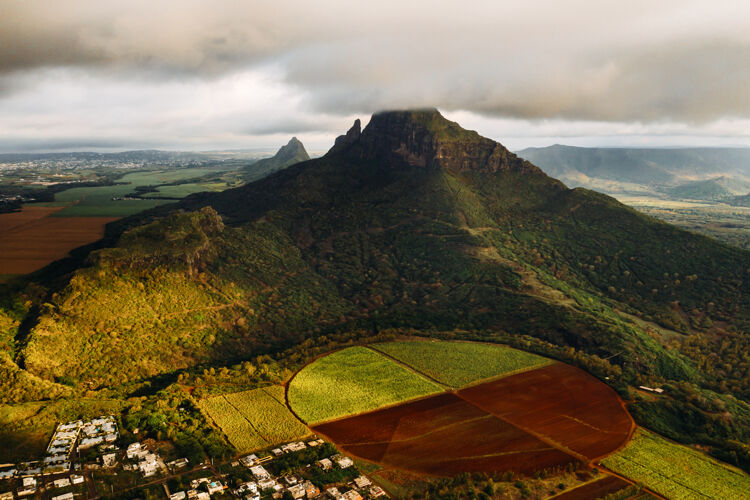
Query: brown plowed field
458 363 633 460
0 206 116 275
314 392 576 476
551 475 630 499
311 362 633 477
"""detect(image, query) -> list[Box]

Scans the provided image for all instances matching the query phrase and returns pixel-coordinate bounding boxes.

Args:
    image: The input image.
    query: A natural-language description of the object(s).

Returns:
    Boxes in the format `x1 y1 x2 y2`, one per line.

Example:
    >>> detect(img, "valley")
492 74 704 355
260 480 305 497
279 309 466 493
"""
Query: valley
1 110 749 499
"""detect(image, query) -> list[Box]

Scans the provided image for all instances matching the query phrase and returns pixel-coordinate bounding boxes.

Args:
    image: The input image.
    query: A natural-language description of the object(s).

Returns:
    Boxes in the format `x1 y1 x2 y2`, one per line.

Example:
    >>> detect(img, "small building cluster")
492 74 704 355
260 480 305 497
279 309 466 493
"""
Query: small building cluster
125 442 165 477
42 415 119 474
44 420 80 473
638 385 664 394
0 422 389 500
77 415 119 450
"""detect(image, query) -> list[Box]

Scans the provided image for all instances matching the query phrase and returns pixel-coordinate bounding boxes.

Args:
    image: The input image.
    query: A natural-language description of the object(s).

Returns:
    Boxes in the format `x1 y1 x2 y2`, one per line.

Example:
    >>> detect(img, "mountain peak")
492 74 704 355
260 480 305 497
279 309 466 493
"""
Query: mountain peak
276 136 308 160
328 119 362 155
240 136 310 181
330 108 538 175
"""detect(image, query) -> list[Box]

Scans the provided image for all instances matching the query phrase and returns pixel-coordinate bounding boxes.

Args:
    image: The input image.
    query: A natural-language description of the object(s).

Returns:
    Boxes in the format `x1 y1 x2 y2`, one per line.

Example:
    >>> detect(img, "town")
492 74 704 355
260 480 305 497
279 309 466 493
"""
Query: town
0 417 387 500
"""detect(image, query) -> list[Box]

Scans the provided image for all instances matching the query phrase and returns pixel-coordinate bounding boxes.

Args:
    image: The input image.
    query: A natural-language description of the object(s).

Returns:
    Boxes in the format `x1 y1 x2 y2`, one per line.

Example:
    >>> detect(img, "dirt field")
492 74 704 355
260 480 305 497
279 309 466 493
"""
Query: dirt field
458 363 633 460
314 392 576 476
309 360 633 477
0 206 116 275
551 475 631 499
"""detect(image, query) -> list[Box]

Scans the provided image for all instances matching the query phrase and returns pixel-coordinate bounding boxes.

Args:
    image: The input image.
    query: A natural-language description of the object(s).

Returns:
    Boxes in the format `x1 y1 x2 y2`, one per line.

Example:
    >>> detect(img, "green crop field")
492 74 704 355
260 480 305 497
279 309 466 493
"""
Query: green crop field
199 395 267 452
287 346 442 424
144 182 228 199
199 385 309 453
371 340 553 388
601 429 750 499
52 168 230 217
223 386 310 446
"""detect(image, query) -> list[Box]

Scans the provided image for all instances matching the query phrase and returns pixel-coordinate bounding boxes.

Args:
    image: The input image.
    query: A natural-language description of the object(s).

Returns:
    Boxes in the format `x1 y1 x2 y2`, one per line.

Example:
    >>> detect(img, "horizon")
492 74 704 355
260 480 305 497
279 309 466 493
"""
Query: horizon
4 111 750 156
2 1 750 154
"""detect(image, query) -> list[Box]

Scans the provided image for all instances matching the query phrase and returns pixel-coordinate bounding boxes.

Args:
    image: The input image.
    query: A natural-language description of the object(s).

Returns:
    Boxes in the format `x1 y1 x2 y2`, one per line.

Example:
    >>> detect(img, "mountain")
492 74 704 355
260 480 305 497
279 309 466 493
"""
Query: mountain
663 176 750 201
241 136 310 182
518 144 750 200
733 193 750 207
5 109 750 469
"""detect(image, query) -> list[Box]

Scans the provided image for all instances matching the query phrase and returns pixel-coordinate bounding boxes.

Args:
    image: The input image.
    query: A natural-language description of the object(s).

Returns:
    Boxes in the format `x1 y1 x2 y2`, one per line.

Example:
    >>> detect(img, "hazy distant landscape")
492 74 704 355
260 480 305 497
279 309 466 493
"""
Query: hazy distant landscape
0 140 310 278
2 2 750 500
519 146 750 249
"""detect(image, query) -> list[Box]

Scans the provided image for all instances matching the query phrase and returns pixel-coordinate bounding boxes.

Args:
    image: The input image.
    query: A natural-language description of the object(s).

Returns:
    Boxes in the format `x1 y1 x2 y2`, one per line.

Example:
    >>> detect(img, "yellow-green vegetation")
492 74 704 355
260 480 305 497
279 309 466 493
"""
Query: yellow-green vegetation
22 207 351 389
199 385 309 452
601 429 750 499
287 346 442 424
371 340 553 388
0 354 71 403
199 395 266 452
0 398 126 462
24 267 233 388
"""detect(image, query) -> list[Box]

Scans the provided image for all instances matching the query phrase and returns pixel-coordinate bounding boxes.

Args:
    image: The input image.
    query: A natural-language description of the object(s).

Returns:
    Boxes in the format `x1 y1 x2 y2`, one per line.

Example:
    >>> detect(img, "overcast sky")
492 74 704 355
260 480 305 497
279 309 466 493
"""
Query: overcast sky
2 0 750 152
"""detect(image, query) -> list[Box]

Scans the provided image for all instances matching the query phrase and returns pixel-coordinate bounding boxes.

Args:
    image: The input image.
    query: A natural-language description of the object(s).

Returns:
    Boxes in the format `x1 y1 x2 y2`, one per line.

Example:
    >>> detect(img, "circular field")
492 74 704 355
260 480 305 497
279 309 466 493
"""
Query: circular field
287 340 634 477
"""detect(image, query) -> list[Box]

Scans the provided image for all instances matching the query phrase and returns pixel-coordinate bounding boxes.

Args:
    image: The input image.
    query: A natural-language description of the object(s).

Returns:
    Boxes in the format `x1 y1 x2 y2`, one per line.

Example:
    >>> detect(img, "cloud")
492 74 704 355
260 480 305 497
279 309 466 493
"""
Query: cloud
1 1 750 150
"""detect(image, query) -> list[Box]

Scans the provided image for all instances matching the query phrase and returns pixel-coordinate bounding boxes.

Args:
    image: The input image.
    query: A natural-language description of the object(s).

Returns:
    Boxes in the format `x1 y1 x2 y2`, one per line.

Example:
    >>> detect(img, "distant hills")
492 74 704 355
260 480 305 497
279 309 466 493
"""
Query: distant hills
4 109 750 471
18 109 749 388
241 137 310 182
518 144 750 202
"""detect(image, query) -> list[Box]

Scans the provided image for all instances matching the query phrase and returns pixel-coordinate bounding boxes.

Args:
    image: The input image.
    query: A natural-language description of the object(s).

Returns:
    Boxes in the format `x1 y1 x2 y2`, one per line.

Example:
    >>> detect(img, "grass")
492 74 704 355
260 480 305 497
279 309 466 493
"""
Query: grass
0 398 126 463
371 340 553 388
145 182 228 199
601 428 750 499
199 394 267 452
287 346 442 424
199 385 309 453
52 168 229 217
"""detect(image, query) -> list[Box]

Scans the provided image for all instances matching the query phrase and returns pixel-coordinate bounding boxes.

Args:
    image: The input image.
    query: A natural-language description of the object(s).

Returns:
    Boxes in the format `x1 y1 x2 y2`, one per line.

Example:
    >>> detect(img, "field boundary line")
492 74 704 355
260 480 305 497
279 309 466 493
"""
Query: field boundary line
632 427 750 479
367 339 557 390
454 360 558 390
334 414 497 447
589 380 637 463
283 345 356 427
454 391 587 463
545 474 645 500
595 464 669 500
218 394 271 449
307 389 446 427
364 344 451 390
261 385 287 407
544 476 605 500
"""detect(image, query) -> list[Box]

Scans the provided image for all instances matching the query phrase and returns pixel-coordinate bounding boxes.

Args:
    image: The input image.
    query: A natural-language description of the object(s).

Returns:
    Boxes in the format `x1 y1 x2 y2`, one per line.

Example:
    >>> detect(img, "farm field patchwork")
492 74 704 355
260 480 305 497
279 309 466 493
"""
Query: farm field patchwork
223 386 310 446
549 475 633 499
53 167 229 217
290 341 635 478
287 346 442 424
601 428 750 500
371 340 552 387
0 205 117 275
143 181 228 199
314 392 576 476
199 385 309 452
458 362 633 460
199 395 267 452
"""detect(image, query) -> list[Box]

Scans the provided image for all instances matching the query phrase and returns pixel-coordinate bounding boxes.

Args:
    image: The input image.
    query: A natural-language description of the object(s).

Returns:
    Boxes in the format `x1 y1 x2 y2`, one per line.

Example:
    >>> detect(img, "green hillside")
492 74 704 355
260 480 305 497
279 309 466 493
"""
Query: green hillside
5 109 750 472
241 136 310 182
663 176 750 201
518 145 750 203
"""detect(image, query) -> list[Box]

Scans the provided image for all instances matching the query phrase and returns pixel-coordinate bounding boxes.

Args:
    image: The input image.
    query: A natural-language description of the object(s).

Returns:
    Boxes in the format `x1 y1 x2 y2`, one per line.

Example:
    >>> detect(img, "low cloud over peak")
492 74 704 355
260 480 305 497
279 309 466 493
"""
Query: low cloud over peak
2 0 750 151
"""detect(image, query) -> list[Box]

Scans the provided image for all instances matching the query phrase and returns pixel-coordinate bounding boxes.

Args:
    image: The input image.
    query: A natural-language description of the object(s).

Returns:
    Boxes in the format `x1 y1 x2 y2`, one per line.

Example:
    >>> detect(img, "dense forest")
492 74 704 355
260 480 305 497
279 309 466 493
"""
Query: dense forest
2 109 750 475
